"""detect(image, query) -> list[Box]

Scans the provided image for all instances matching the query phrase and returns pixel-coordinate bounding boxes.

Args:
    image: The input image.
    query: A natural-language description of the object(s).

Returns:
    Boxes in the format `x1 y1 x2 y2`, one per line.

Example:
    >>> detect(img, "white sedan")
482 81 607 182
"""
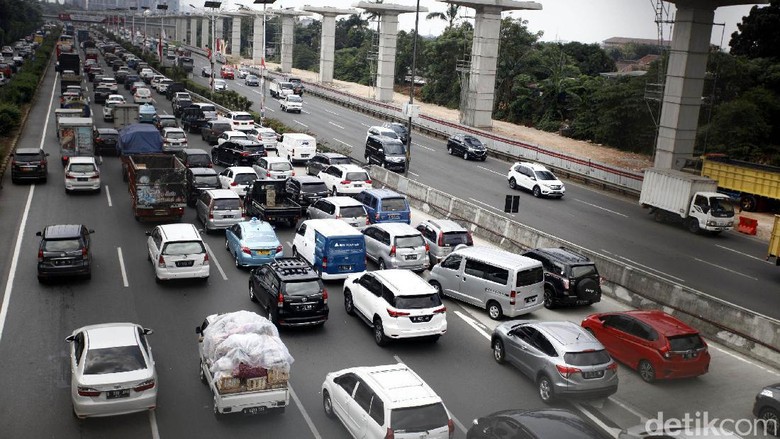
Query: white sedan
214 79 227 92
66 323 157 419
218 166 258 197
216 130 249 146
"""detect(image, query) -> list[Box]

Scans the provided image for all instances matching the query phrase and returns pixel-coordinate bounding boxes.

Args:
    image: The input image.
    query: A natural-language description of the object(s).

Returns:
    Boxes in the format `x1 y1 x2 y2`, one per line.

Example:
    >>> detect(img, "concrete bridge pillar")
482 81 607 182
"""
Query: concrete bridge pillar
190 17 197 46
303 7 356 83
231 16 241 56
200 17 209 48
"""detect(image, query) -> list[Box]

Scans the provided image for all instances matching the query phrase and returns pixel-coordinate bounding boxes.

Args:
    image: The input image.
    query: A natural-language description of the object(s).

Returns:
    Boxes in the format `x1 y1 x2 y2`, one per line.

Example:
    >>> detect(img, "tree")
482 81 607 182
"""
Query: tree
729 0 780 60
425 4 461 29
419 24 471 108
0 0 43 46
560 42 616 75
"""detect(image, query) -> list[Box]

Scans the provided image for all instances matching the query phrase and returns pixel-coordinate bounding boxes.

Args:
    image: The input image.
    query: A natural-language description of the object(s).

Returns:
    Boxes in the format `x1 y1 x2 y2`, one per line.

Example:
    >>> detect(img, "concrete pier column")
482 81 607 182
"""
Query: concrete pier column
376 14 400 102
303 7 356 83
654 5 715 169
463 6 501 127
190 17 197 46
280 15 295 73
231 16 241 56
252 15 263 62
200 17 209 48
215 16 224 49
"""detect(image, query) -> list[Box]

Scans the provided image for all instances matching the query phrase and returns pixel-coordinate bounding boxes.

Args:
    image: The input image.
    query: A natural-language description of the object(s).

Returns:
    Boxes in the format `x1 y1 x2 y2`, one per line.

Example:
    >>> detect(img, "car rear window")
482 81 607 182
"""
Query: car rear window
194 175 218 185
331 156 352 165
162 241 205 255
345 172 369 181
284 280 321 297
69 164 96 173
395 235 424 248
234 173 257 185
99 134 118 142
14 153 41 162
668 334 705 351
390 402 449 432
381 198 407 212
570 264 598 278
43 238 81 251
213 123 231 132
516 266 544 287
201 105 216 112
166 131 185 139
392 294 442 310
234 114 253 121
442 231 469 246
339 206 366 218
564 349 612 366
84 345 146 374
301 182 327 193
269 162 292 171
213 199 240 210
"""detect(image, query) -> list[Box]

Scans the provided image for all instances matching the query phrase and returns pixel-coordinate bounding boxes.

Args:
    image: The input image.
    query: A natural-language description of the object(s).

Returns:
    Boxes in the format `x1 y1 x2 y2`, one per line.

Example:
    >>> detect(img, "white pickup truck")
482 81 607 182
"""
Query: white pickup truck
196 311 292 415
280 94 303 113
269 79 294 99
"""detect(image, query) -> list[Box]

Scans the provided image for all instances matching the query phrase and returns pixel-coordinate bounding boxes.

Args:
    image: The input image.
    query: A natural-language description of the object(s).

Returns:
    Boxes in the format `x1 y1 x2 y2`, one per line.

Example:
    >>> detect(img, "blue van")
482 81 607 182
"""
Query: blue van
292 219 366 280
355 189 411 224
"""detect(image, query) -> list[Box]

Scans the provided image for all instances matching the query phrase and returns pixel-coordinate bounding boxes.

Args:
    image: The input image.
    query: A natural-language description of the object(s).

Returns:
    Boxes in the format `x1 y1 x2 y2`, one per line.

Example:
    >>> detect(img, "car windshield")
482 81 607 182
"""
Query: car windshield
384 143 405 154
392 293 442 309
382 198 407 212
669 334 705 351
281 83 293 89
391 403 449 432
442 231 469 246
710 197 735 215
564 349 611 366
284 280 321 297
534 170 557 181
213 199 240 210
302 182 327 193
234 173 256 185
287 95 302 102
14 153 41 162
234 114 253 121
339 206 366 218
162 241 205 255
43 238 81 252
69 164 96 173
570 264 598 278
345 172 369 181
330 156 351 165
247 75 257 80
99 133 118 142
83 345 146 375
194 175 218 185
464 137 483 147
269 162 292 171
395 235 424 248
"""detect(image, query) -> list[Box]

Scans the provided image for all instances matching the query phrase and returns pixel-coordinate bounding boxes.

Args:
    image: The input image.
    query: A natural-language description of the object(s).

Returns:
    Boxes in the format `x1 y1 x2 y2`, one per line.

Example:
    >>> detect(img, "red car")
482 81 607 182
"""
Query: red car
220 67 235 80
581 310 710 383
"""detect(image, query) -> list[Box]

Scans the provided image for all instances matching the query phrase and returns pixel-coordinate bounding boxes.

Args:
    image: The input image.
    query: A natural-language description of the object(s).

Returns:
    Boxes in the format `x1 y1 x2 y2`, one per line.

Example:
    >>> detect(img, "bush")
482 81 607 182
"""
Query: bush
0 104 22 134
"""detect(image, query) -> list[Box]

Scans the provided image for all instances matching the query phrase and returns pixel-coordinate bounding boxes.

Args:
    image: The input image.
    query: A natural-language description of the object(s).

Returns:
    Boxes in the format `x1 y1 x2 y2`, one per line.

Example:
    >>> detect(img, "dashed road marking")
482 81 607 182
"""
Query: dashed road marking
477 165 505 177
204 243 228 281
329 121 344 130
468 197 503 213
332 138 353 149
574 199 629 218
105 185 112 207
117 247 129 287
294 120 308 128
694 258 758 280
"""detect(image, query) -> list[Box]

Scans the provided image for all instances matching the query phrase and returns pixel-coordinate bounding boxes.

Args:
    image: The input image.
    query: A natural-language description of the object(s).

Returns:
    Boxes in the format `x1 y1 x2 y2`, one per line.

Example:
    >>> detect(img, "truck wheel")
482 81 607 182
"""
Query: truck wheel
653 210 664 222
687 218 700 234
740 195 757 212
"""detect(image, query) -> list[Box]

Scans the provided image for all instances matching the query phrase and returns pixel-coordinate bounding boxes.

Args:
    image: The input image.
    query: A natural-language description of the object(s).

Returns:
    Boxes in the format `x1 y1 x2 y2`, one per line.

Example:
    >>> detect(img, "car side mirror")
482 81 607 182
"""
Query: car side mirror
88 229 95 234
195 326 201 335
143 328 154 335
65 335 75 342
45 152 50 156
144 231 151 236
378 148 383 153
36 231 42 236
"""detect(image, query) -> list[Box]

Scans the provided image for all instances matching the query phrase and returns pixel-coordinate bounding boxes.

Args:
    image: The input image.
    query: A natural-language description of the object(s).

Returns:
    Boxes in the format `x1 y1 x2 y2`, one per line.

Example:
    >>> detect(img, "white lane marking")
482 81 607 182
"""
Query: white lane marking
477 165 505 177
409 172 419 177
203 243 228 281
289 385 322 439
574 199 629 218
324 108 339 116
454 311 491 340
105 185 112 207
393 355 404 364
468 197 503 214
715 244 770 263
708 343 780 377
601 250 686 283
411 142 434 152
332 138 353 149
294 120 308 128
572 402 620 439
162 110 168 115
149 410 161 439
253 90 262 94
0 71 58 343
360 122 370 128
607 396 649 422
302 110 311 115
694 258 758 280
328 121 344 130
117 248 129 287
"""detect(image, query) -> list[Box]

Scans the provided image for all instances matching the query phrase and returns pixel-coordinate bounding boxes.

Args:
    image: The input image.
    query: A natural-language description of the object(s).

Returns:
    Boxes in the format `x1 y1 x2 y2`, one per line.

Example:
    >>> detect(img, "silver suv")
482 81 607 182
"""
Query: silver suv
491 320 618 403
362 223 429 272
416 219 473 266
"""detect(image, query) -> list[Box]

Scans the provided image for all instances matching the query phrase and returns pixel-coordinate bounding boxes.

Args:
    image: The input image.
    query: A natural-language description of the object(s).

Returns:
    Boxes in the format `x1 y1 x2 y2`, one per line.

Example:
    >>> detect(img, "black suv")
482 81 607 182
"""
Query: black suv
165 82 185 100
305 152 351 176
36 224 94 282
521 247 602 308
181 103 218 133
248 258 329 327
175 148 212 168
365 135 407 172
211 139 266 166
286 175 329 209
10 148 48 183
185 167 221 207
201 119 233 145
93 128 120 156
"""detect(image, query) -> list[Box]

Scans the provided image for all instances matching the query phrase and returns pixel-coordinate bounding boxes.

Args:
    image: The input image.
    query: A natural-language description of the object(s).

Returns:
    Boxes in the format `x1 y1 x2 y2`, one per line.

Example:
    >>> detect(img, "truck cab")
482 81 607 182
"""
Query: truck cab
686 192 736 233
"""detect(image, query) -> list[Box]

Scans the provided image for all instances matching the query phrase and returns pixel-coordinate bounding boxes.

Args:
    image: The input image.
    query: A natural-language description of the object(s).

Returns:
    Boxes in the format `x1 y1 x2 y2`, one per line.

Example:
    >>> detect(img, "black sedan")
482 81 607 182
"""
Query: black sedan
468 409 607 439
446 133 487 161
93 85 111 105
93 127 120 156
201 66 212 78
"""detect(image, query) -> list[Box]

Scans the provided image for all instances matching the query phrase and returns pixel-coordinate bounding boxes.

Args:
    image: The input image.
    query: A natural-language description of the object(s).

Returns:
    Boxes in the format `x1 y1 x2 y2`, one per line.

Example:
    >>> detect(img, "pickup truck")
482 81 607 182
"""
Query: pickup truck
280 94 303 113
244 178 301 227
195 311 291 416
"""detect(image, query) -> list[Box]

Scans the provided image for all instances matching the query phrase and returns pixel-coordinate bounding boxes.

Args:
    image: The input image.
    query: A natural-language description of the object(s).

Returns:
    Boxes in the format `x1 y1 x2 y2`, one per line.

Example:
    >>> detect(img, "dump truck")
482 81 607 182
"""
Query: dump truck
59 69 83 94
769 215 780 266
195 311 291 416
57 52 80 75
57 117 94 166
639 168 736 234
699 155 780 212
244 179 301 227
119 124 186 222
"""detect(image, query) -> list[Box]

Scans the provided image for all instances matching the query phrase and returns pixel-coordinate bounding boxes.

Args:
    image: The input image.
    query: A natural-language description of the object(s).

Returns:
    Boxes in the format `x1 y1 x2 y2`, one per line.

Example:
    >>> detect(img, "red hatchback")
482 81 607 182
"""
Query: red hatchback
581 310 709 383
220 67 235 80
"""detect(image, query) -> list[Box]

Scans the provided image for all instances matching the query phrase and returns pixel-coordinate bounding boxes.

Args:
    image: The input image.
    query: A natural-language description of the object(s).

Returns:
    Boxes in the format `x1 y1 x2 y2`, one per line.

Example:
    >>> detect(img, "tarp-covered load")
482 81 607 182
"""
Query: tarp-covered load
118 123 163 155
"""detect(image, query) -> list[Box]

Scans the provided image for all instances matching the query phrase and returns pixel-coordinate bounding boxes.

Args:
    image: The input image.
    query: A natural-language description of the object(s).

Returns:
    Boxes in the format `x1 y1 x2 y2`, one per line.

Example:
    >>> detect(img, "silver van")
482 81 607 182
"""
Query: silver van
428 246 545 320
362 223 429 272
195 189 243 233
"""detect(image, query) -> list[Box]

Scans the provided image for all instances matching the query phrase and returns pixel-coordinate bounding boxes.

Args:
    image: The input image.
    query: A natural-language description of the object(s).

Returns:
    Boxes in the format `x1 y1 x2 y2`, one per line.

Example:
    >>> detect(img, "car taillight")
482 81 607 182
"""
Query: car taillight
438 232 445 247
66 173 76 179
266 172 272 177
277 292 284 307
466 231 473 246
77 386 101 397
230 181 238 186
322 288 328 304
365 217 370 225
424 243 429 252
322 256 328 269
448 419 455 439
340 180 350 185
157 255 165 268
366 180 372 184
41 159 47 166
607 362 618 371
38 249 43 262
240 151 249 156
203 252 209 265
433 306 446 314
134 379 155 392
241 246 251 255
275 245 283 254
209 211 214 219
385 428 394 439
389 245 396 257
375 213 380 220
387 309 410 318
556 364 581 378
82 247 88 257
509 290 516 305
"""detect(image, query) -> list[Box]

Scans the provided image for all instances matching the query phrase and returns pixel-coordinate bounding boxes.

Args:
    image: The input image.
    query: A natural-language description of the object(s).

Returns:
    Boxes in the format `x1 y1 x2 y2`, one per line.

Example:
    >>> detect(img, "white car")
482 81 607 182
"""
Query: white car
105 94 125 105
365 125 399 143
216 130 249 145
66 323 157 419
214 79 227 91
237 68 249 79
133 87 152 104
173 91 191 102
139 68 154 81
157 78 173 93
64 157 101 193
97 77 118 92
161 127 188 153
218 166 258 197
251 125 278 151
317 164 372 196
280 94 303 113
146 223 209 282
343 269 446 345
507 161 565 198
227 111 254 131
322 364 454 439
149 75 165 90
252 156 294 180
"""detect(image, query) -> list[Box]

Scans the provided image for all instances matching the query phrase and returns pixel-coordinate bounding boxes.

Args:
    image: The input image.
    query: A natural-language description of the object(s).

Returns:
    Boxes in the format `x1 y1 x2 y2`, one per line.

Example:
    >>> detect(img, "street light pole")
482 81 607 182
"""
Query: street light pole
253 0 276 122
157 3 169 62
142 6 150 54
405 0 420 175
205 1 222 94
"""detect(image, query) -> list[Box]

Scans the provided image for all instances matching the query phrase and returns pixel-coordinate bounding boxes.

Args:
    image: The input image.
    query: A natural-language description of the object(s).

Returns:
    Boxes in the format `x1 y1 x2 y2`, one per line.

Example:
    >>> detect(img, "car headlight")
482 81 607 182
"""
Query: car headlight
760 388 774 398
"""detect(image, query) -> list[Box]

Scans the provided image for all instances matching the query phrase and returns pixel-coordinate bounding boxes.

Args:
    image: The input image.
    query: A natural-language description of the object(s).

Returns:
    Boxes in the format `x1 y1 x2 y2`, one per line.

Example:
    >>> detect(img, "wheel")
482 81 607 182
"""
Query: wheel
758 407 779 436
492 339 505 363
234 255 241 269
463 151 469 160
653 210 664 222
508 177 517 190
378 259 386 270
225 239 230 251
447 146 452 155
373 318 388 346
292 246 298 257
543 287 556 309
249 283 258 302
323 390 335 418
430 280 443 299
480 156 486 161
741 194 757 212
199 361 207 384
486 301 503 320
538 375 555 403
344 290 355 315
687 217 700 234
532 186 541 198
638 360 656 383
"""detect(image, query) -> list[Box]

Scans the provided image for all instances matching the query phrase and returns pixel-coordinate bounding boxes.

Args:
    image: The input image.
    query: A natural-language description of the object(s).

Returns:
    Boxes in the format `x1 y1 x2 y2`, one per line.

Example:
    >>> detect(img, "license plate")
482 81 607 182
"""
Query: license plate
582 370 604 379
411 315 432 323
77 177 88 182
256 250 270 255
525 296 537 304
176 260 194 267
338 265 352 271
404 254 417 260
389 214 400 219
683 351 698 359
353 184 362 187
222 215 234 219
243 406 266 415
301 304 314 311
107 389 130 399
21 168 32 172
54 259 72 266
301 154 310 158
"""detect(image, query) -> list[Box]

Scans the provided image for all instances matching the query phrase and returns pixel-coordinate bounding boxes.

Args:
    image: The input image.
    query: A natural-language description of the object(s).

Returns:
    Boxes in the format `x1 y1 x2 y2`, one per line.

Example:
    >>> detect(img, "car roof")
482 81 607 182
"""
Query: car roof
530 247 593 265
163 127 185 133
373 269 436 297
531 321 603 351
15 148 42 154
158 223 201 241
454 246 542 271
371 222 420 236
224 130 248 136
517 161 553 172
96 128 119 134
263 156 291 163
361 188 403 198
43 224 83 238
82 323 139 349
239 217 274 232
181 148 209 155
304 218 363 236
331 164 366 173
204 188 239 199
492 409 604 439
326 196 364 207
229 111 250 116
422 219 467 233
68 156 96 164
189 167 217 175
318 152 347 158
158 114 176 119
227 166 257 174
620 310 700 336
352 364 442 407
292 175 323 184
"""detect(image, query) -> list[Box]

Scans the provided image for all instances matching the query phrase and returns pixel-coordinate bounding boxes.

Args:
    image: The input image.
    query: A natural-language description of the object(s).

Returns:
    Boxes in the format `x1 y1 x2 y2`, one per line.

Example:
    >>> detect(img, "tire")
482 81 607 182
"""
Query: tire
292 246 298 257
332 186 338 196
492 338 505 363
741 194 757 212
323 390 335 418
538 375 555 403
486 301 503 320
687 218 700 234
653 210 664 222
344 291 355 315
249 283 258 302
508 178 517 190
543 287 556 309
430 280 443 299
234 255 241 269
638 360 656 383
378 259 386 270
225 239 230 251
532 186 542 198
428 335 441 343
463 151 469 160
575 278 600 304
758 407 779 436
199 361 207 384
480 156 486 161
373 318 388 346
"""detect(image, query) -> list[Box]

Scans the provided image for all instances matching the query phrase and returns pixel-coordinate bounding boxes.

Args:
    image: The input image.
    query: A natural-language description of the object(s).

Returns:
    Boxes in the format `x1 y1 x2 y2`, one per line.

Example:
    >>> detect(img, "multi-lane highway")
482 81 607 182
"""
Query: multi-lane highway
0 49 778 439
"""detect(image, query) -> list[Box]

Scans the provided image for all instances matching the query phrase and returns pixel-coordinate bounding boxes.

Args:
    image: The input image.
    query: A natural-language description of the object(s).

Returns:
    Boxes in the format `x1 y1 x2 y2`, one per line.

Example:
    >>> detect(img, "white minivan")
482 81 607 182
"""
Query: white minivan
428 246 545 320
277 133 316 165
146 223 209 282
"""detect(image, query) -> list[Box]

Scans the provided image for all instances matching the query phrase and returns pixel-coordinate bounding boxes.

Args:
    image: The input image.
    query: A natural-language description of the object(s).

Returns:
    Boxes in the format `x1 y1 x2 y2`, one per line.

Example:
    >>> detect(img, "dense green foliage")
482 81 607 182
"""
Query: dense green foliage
0 0 43 46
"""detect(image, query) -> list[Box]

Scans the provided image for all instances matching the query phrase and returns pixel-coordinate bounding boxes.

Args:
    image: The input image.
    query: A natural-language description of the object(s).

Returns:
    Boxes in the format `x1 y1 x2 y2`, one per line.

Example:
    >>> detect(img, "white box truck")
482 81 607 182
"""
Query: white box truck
277 133 316 165
639 168 735 234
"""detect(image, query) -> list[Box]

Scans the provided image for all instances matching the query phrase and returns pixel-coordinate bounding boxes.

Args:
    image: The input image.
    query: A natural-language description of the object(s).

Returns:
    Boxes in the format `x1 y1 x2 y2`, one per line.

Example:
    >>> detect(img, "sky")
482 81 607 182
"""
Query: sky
199 0 765 49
